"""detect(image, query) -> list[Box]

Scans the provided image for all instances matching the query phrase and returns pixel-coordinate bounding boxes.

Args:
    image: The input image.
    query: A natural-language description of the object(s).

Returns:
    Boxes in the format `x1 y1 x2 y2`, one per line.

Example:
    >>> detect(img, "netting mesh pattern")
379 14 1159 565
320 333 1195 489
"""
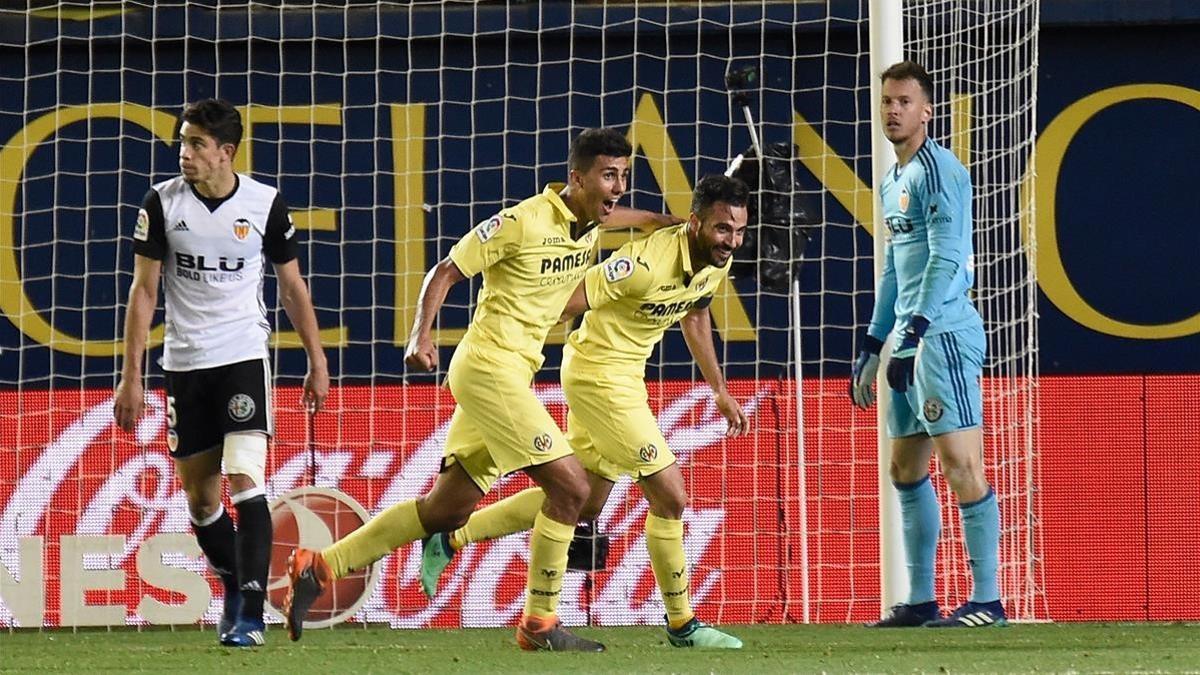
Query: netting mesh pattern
0 1 1041 628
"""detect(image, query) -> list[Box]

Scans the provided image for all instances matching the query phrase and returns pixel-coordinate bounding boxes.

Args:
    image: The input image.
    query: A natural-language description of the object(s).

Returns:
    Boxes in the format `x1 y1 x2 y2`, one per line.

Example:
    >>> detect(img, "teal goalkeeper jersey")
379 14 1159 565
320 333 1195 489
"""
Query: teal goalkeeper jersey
867 137 983 342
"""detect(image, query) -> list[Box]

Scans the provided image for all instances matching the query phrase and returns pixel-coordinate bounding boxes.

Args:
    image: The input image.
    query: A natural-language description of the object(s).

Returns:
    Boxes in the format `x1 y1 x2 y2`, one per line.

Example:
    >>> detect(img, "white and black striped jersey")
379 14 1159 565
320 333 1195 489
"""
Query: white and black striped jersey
132 174 298 372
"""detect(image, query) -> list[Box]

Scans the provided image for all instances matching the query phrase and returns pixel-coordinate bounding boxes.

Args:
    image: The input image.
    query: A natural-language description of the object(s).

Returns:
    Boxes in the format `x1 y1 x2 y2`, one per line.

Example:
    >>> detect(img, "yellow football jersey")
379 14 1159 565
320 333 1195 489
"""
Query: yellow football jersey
566 223 729 369
449 185 598 363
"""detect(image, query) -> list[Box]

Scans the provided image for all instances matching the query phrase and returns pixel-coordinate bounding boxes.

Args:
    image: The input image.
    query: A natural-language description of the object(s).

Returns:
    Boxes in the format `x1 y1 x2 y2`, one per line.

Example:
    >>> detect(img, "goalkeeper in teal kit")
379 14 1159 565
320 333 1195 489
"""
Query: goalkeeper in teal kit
850 61 1005 628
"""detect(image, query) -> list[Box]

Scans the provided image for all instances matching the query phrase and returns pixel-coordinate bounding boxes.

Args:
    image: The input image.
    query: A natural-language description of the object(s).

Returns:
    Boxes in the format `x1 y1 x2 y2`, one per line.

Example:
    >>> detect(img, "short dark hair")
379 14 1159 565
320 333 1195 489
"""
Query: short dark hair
691 174 749 219
880 60 935 103
180 98 243 148
568 127 633 172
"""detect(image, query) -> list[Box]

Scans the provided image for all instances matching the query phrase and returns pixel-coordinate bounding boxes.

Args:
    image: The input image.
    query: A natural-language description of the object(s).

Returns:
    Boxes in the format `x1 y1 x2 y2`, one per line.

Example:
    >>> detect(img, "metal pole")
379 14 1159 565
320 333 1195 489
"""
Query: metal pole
869 0 907 612
792 277 809 623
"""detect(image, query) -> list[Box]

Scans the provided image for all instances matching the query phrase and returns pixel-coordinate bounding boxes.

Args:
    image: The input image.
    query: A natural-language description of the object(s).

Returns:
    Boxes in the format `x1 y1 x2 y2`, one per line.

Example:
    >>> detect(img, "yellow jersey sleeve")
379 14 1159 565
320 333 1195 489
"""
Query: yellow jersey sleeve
448 210 525 277
584 247 654 311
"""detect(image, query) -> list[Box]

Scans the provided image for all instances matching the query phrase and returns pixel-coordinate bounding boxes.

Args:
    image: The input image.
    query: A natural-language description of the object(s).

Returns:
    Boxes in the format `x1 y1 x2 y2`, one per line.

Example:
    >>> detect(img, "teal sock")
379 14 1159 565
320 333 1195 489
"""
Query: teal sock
895 476 940 605
961 487 1000 603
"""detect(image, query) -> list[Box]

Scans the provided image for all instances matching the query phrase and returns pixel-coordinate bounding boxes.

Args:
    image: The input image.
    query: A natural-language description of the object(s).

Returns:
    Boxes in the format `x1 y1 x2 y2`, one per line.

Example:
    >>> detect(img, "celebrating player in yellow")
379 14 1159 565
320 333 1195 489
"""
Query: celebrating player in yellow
283 128 677 652
420 174 751 649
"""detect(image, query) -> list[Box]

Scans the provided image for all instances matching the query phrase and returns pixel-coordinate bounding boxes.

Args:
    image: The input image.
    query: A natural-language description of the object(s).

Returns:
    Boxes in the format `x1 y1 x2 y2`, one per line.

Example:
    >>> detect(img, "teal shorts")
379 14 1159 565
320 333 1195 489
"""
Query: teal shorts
887 324 985 438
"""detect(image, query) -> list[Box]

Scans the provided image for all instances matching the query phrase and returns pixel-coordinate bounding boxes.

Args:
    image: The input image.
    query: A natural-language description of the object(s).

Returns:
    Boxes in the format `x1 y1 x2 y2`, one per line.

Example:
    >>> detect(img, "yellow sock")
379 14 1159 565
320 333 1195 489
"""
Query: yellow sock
645 512 693 629
322 499 427 579
450 487 545 550
523 510 575 619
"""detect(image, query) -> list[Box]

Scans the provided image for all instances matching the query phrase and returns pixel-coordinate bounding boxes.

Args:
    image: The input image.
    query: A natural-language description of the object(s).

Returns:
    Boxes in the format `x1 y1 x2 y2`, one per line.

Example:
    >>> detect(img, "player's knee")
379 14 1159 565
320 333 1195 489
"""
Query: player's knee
942 463 986 499
179 471 222 522
651 490 687 520
579 498 605 522
223 432 267 488
547 490 587 519
939 450 979 478
544 478 589 517
416 494 474 532
184 492 222 523
889 461 926 484
227 473 257 496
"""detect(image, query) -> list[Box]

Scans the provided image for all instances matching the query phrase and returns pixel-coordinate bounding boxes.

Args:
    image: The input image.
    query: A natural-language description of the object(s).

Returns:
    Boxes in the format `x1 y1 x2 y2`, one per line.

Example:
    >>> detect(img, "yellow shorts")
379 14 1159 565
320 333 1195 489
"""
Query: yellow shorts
444 340 572 493
560 355 675 483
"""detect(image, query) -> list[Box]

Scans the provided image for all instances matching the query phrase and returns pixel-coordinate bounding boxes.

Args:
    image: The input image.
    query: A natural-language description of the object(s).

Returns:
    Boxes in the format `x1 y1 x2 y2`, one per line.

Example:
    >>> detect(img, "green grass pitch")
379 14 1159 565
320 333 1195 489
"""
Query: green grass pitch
3 623 1197 673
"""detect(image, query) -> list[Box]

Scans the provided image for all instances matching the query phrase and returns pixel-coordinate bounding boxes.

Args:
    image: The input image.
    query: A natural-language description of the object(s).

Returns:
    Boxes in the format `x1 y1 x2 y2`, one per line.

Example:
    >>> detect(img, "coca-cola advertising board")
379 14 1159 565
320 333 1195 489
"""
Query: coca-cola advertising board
0 381 806 628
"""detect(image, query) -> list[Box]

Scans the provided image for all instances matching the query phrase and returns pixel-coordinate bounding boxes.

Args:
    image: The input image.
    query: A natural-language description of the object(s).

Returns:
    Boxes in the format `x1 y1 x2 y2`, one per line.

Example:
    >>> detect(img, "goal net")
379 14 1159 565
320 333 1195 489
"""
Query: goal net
903 0 1045 622
0 1 1042 629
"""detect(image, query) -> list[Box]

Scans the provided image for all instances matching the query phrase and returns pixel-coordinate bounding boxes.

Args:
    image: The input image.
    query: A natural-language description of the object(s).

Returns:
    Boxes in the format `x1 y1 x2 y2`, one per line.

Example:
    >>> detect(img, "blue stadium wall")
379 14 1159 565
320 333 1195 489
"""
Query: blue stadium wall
0 0 1198 385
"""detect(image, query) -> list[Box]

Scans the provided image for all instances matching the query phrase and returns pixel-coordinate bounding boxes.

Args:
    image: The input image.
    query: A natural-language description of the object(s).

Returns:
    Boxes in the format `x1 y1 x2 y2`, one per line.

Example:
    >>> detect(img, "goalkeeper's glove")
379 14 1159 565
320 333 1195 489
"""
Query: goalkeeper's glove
886 315 930 393
850 335 884 409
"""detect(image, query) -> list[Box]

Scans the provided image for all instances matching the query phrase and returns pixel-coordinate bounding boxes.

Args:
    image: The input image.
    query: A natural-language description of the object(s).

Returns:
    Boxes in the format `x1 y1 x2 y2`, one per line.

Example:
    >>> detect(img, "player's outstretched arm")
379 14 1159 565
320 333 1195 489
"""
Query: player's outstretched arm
404 257 467 372
603 206 684 233
275 259 330 412
114 254 162 431
680 306 748 437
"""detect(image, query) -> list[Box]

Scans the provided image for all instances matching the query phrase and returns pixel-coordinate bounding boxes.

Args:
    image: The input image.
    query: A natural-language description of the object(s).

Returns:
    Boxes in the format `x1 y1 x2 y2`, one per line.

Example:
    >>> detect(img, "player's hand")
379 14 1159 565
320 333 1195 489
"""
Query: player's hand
652 212 686 229
302 363 330 413
404 336 438 372
113 377 144 432
886 316 930 393
850 335 883 409
715 390 749 437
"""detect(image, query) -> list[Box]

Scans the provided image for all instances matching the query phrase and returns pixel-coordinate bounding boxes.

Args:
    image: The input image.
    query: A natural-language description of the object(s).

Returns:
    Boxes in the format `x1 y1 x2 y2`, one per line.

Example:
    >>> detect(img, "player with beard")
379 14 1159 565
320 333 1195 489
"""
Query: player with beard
419 174 750 648
284 128 678 652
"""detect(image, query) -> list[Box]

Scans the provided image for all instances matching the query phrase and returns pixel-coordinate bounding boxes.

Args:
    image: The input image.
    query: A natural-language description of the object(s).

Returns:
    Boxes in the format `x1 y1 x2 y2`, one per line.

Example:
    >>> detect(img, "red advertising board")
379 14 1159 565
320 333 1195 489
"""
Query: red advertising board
3 376 1199 627
0 381 804 628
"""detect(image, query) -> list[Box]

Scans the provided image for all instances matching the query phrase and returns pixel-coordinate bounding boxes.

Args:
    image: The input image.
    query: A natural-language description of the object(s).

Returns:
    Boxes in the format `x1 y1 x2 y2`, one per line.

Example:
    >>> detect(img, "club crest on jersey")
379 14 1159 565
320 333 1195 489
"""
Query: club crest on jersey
639 443 658 463
604 256 634 282
532 433 553 453
232 218 253 241
923 397 944 423
476 215 503 243
898 186 910 213
228 394 256 422
134 208 150 241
